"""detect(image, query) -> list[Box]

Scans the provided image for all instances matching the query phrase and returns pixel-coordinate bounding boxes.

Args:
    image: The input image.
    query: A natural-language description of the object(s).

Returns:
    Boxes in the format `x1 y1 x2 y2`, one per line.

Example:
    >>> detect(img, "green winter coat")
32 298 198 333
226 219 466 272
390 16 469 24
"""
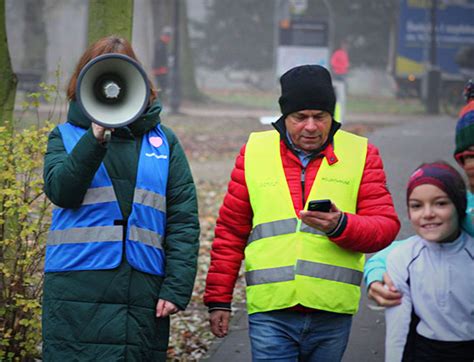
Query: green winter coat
42 100 200 361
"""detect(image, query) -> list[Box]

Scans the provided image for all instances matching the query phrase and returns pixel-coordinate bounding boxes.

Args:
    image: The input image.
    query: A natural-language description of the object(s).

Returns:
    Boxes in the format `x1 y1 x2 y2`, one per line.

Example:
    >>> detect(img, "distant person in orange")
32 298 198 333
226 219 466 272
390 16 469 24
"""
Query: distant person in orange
330 42 350 82
460 79 474 116
153 27 172 99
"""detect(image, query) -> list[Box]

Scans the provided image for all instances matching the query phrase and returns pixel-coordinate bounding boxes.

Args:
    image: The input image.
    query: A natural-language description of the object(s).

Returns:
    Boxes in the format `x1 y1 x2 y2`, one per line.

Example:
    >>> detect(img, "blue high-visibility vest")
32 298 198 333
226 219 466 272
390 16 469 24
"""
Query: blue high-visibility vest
45 123 169 276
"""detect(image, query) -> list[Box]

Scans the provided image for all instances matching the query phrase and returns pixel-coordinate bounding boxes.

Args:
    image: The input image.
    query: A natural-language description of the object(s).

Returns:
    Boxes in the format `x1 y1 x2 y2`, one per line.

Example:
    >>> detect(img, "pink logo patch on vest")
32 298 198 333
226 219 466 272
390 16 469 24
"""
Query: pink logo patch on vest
149 136 163 148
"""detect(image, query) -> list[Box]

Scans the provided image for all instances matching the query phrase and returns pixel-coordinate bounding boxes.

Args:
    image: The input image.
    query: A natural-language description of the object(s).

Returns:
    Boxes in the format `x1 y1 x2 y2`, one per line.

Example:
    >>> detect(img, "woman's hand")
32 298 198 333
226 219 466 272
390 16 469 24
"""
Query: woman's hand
92 123 113 143
156 299 179 318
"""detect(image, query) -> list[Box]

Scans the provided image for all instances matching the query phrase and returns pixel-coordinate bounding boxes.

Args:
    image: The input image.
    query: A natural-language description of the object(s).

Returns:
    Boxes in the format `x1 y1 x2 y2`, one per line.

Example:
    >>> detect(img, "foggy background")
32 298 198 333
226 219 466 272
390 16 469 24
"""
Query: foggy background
5 0 401 101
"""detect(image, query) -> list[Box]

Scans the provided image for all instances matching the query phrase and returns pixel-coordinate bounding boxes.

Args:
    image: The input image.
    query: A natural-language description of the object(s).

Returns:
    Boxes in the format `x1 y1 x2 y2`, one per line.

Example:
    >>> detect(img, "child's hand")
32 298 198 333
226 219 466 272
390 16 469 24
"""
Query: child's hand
368 272 402 307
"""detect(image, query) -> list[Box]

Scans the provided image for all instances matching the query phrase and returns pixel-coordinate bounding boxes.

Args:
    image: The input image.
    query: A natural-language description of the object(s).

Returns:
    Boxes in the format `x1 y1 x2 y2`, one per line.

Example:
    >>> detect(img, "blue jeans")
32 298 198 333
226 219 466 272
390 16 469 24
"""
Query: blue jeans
248 309 352 362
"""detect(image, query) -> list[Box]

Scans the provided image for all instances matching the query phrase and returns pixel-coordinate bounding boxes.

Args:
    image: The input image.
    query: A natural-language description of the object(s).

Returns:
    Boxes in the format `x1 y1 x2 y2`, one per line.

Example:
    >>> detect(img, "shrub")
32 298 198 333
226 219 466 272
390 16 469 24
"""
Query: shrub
0 122 53 361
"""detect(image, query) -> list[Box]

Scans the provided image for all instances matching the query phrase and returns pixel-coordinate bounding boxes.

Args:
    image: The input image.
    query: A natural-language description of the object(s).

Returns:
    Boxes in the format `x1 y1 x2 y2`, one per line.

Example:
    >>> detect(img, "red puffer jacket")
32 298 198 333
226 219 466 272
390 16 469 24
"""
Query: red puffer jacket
204 133 400 308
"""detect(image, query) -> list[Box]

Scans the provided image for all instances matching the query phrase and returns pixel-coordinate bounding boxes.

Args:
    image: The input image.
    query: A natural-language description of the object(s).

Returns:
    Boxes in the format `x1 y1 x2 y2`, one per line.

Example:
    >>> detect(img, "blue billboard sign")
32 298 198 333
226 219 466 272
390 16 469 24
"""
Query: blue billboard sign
396 0 474 77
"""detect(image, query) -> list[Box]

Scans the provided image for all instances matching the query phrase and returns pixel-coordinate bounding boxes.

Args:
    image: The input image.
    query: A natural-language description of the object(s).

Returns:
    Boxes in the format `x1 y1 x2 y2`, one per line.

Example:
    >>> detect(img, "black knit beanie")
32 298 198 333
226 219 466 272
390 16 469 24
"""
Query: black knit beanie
278 65 336 118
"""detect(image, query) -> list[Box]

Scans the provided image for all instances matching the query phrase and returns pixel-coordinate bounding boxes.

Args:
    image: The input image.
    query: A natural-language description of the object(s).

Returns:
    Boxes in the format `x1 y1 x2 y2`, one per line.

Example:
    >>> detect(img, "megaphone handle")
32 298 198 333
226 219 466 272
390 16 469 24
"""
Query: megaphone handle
104 129 112 143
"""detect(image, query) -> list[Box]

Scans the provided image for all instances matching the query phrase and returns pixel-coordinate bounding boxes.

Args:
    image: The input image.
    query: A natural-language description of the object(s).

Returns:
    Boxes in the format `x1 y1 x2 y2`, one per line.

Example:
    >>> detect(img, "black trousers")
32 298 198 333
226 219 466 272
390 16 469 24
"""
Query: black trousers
403 333 474 362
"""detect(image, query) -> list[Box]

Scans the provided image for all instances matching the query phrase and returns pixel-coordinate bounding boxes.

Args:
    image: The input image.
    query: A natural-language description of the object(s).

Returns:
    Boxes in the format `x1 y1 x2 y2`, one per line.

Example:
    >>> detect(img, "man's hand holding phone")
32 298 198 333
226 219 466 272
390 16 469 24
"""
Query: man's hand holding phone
300 199 343 234
308 199 332 212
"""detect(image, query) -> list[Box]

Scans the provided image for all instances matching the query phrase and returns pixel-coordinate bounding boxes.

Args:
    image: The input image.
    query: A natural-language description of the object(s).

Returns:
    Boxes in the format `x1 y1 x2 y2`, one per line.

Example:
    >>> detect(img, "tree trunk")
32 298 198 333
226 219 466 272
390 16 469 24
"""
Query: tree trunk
0 0 17 130
322 0 336 52
179 0 204 101
150 0 173 33
21 0 46 83
87 0 134 44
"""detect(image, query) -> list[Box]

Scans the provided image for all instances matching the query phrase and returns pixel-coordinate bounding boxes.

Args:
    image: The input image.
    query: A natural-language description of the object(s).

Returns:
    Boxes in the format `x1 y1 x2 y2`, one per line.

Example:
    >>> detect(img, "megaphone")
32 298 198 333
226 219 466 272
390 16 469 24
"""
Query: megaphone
76 53 150 138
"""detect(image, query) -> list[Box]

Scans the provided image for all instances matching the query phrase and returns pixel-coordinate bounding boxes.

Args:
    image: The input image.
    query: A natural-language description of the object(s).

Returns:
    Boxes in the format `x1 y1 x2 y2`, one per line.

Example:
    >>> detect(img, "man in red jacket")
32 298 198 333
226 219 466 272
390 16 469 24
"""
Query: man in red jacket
204 64 400 361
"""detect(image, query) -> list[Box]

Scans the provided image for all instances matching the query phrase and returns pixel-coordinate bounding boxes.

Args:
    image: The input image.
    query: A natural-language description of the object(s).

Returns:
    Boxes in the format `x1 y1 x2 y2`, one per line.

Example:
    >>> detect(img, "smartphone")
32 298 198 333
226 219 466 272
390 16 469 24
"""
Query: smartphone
308 199 332 212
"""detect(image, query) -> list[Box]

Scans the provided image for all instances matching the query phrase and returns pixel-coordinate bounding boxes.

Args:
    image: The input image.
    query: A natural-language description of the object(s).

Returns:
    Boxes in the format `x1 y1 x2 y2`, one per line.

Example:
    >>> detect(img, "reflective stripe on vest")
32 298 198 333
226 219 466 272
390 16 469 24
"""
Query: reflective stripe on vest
247 218 324 244
82 186 116 205
129 225 163 249
47 226 122 245
51 185 130 209
45 123 169 275
134 188 166 211
246 260 363 286
244 129 367 315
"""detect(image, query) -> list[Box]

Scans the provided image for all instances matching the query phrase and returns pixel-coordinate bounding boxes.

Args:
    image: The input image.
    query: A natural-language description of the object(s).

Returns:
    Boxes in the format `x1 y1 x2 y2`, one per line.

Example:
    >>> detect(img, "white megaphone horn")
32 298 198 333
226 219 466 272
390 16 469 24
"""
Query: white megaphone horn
76 53 150 141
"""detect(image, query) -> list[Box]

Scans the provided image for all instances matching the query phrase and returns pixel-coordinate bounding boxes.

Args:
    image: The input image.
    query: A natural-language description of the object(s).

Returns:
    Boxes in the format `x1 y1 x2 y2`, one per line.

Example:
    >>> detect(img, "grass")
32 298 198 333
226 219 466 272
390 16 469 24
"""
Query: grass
201 89 279 110
346 95 424 115
202 89 425 115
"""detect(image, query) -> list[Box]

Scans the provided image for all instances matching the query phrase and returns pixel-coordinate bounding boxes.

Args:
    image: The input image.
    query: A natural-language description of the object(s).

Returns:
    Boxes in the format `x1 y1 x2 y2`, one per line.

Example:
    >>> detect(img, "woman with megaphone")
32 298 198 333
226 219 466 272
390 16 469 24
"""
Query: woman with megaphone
42 35 200 361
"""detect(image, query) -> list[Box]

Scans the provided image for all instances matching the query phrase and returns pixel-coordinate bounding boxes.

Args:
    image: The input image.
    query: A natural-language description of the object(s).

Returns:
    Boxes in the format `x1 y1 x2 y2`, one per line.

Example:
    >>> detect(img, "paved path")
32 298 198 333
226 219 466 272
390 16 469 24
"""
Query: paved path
203 114 458 362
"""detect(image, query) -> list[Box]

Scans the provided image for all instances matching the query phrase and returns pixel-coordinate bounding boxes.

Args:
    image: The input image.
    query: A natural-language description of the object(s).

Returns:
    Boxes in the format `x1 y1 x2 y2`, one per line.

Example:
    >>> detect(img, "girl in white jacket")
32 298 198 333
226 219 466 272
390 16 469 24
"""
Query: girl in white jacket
385 161 474 362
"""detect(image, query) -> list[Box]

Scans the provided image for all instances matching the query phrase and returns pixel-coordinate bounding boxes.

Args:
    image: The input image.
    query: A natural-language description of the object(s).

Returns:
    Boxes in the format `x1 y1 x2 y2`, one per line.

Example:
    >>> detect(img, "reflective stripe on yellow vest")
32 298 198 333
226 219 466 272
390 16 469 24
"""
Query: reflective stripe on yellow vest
244 129 367 315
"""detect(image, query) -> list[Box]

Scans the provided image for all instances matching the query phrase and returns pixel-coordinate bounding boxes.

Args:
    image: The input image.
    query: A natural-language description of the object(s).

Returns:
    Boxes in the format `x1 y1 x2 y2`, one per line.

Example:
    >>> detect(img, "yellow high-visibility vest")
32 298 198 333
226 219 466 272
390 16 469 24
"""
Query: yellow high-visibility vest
334 102 341 122
244 129 367 315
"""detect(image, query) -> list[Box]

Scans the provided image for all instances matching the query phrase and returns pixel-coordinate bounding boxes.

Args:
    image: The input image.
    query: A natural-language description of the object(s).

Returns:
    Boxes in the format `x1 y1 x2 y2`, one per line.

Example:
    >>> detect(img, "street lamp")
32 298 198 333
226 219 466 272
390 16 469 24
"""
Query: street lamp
424 0 440 114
